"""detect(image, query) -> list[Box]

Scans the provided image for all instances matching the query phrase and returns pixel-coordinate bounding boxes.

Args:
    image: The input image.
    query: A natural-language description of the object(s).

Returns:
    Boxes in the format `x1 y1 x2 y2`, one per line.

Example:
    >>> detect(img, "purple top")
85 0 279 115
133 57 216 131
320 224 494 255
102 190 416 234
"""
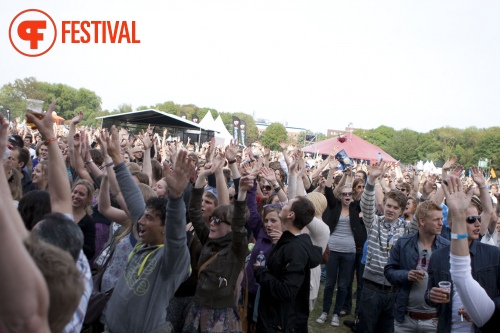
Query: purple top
245 180 274 295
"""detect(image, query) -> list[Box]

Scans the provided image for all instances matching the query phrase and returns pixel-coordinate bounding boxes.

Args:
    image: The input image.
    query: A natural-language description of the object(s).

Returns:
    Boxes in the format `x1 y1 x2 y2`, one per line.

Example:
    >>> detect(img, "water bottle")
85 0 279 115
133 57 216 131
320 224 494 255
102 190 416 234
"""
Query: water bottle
377 152 382 163
256 251 266 267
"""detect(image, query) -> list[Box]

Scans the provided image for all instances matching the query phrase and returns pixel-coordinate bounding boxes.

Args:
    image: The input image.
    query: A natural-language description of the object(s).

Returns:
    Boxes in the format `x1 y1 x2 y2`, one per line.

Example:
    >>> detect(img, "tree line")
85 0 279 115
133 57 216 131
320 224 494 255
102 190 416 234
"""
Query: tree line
1 78 498 171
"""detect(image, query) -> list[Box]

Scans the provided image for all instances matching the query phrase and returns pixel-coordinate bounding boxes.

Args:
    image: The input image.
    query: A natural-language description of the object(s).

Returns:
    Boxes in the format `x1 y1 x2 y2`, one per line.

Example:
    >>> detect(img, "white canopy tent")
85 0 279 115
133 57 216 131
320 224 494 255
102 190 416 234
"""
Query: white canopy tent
198 112 233 146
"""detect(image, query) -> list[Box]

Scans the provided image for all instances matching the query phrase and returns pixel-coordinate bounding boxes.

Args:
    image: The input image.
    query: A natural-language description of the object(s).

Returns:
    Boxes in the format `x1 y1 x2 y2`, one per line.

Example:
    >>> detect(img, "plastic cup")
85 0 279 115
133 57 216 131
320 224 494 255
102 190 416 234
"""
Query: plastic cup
26 99 44 129
438 281 451 303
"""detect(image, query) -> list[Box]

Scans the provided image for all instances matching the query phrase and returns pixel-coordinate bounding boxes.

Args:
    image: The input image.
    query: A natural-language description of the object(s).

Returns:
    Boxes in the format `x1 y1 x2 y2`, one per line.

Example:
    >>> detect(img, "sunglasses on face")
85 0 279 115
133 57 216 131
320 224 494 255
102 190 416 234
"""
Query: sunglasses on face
466 216 481 224
210 216 228 225
356 185 365 189
263 185 272 191
341 192 352 197
396 187 406 192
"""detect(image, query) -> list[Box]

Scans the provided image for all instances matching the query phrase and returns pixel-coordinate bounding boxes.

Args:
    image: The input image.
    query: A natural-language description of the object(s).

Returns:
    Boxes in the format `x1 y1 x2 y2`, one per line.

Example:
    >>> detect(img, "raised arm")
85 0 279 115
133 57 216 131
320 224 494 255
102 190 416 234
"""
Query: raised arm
28 101 72 215
261 166 287 202
470 166 493 235
162 149 193 279
140 126 153 186
98 173 131 226
0 114 51 333
213 151 229 206
106 126 145 225
232 175 251 257
361 160 384 230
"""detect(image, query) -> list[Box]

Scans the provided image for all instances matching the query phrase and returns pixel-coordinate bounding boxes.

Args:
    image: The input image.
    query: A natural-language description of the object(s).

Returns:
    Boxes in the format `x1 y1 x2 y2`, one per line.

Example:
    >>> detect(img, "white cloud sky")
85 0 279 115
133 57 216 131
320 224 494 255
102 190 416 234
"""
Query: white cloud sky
1 0 499 133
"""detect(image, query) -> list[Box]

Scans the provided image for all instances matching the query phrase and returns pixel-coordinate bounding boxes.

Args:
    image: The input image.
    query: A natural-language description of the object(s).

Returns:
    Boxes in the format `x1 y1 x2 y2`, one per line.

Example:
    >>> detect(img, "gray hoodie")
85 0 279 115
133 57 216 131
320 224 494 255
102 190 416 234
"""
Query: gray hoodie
104 162 190 333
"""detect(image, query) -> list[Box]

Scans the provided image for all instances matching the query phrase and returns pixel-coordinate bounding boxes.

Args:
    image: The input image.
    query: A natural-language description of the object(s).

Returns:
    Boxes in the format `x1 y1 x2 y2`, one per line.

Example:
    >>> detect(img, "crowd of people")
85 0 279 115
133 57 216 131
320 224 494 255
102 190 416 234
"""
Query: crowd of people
1 102 499 333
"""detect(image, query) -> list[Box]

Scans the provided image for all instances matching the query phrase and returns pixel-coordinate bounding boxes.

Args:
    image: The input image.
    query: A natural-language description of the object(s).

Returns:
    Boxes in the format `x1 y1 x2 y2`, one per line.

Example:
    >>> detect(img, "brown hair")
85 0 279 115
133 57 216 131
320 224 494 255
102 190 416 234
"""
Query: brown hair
290 196 315 230
24 237 84 333
384 190 408 210
151 159 163 183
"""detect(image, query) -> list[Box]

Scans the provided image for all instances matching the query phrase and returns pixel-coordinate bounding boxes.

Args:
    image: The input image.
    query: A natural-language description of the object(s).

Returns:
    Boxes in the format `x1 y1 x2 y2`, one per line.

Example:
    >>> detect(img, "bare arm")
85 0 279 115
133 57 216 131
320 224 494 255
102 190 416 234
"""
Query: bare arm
0 114 51 333
29 101 72 215
98 174 131 226
214 152 229 206
471 166 493 235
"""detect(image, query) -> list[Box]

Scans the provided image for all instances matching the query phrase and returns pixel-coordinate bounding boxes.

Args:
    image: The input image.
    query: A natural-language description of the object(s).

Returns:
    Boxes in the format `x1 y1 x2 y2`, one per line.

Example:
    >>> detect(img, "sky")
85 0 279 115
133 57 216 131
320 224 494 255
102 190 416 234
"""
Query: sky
1 0 500 134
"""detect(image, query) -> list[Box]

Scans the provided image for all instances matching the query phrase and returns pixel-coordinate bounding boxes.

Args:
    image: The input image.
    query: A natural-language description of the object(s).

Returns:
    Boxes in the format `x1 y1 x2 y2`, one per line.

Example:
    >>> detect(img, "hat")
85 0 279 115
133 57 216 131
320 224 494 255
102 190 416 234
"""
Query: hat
204 186 218 199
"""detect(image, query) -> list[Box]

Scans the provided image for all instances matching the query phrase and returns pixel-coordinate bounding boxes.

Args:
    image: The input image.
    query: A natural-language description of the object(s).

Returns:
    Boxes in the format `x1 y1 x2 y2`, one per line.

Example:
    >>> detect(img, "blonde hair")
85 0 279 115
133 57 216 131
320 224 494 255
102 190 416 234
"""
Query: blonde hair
307 192 327 218
8 168 23 201
72 179 94 214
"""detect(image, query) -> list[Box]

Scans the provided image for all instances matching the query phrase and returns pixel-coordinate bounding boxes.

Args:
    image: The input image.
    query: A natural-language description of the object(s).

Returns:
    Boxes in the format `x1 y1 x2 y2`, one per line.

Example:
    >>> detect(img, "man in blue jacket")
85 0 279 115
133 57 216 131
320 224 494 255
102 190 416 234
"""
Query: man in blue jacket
385 200 449 332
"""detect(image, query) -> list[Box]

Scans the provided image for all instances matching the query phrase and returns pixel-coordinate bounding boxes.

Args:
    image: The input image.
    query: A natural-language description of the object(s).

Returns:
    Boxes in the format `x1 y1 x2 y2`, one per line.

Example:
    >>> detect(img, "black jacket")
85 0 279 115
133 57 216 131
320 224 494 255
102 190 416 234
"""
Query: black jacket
254 231 322 333
323 186 367 250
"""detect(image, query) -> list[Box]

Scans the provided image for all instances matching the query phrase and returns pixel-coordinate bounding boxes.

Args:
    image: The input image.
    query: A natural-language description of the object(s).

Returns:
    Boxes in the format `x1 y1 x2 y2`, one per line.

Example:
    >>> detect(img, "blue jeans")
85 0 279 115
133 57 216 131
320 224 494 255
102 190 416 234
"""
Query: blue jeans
322 251 356 315
343 251 364 316
356 282 396 333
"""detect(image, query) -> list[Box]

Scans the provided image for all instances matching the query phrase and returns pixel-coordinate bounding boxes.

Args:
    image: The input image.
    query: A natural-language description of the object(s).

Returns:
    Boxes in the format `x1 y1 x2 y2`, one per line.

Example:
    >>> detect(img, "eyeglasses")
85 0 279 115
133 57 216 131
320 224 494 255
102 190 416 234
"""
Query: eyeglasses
263 203 283 209
263 185 272 191
396 187 406 192
421 249 428 268
466 216 481 224
341 192 352 197
210 216 229 225
356 185 365 189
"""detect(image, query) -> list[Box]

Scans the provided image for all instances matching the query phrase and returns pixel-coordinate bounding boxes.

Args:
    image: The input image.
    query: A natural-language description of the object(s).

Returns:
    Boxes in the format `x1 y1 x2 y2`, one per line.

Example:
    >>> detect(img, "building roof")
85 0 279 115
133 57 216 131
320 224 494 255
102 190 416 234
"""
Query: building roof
97 109 214 131
302 133 397 163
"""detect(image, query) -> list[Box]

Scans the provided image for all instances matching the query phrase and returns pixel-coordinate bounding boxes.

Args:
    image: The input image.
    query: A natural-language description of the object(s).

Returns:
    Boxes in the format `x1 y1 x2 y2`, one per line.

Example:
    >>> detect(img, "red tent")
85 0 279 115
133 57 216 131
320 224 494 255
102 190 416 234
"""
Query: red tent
302 133 397 163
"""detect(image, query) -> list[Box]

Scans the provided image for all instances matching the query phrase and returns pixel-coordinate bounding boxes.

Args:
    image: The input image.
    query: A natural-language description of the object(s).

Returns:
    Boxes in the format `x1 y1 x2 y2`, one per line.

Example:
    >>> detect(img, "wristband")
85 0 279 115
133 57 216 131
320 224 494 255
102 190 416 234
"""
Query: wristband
104 162 114 168
451 232 468 240
44 137 58 145
228 159 236 164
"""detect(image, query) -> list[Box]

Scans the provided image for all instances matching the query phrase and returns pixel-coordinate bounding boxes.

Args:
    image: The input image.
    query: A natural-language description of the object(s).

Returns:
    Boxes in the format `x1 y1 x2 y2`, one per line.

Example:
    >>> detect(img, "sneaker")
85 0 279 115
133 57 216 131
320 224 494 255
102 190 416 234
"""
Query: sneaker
316 312 328 324
331 314 340 326
339 310 349 317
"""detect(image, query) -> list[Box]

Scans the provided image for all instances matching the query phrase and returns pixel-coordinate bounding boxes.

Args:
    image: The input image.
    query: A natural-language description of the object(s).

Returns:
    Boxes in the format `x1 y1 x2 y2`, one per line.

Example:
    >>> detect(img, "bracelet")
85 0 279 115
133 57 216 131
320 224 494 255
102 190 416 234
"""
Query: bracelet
104 162 114 168
44 137 58 145
451 232 468 240
273 186 281 192
228 159 236 164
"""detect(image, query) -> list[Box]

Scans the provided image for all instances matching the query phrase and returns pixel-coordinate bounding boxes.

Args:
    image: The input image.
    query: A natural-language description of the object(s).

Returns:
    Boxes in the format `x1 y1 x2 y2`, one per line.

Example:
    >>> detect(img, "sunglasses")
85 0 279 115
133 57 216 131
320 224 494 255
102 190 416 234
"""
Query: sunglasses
396 187 406 192
466 216 481 224
263 203 283 209
263 185 272 191
356 185 365 189
210 216 228 225
341 192 352 197
421 249 428 268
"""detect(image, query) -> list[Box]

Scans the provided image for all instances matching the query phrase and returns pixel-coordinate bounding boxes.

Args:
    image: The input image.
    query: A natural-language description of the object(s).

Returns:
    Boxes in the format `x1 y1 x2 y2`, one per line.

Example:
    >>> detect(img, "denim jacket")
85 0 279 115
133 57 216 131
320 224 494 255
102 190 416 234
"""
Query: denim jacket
384 232 450 322
425 240 500 333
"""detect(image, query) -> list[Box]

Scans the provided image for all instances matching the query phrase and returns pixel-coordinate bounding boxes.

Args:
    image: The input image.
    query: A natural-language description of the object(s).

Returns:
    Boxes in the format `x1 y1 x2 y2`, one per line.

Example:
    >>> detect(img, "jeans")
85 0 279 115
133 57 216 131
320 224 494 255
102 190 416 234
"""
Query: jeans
356 282 396 333
394 315 438 333
322 251 356 315
343 251 364 315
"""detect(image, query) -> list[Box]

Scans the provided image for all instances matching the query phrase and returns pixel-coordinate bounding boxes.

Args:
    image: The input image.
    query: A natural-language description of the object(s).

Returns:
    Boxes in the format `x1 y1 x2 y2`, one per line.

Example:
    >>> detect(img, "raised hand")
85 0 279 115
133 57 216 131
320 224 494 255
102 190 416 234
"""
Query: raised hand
71 111 84 125
165 149 195 198
367 160 385 182
140 129 153 150
106 126 123 164
279 140 288 151
239 175 255 192
261 167 278 183
26 100 56 140
443 156 457 171
470 166 486 188
225 139 239 162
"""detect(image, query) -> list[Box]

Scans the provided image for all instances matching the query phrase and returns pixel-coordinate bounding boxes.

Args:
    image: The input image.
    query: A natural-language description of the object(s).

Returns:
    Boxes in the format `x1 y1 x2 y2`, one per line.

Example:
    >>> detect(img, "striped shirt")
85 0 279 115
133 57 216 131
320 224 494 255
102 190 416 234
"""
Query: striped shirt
360 183 407 286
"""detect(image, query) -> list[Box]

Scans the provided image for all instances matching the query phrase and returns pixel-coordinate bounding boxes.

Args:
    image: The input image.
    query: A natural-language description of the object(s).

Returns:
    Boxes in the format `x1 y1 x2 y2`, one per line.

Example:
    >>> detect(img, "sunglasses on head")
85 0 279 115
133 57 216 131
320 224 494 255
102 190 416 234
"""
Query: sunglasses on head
263 185 272 191
466 216 481 224
341 192 352 197
210 216 227 225
263 203 283 209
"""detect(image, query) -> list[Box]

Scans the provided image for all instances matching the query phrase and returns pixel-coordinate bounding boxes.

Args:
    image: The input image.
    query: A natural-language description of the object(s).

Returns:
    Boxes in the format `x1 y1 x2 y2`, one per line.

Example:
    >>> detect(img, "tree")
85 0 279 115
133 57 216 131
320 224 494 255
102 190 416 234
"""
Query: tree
260 123 288 151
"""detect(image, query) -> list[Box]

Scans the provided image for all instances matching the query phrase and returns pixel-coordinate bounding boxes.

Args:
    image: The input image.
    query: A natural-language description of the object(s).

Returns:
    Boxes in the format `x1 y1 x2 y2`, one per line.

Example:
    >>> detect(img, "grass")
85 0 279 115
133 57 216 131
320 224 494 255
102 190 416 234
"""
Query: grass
307 280 357 333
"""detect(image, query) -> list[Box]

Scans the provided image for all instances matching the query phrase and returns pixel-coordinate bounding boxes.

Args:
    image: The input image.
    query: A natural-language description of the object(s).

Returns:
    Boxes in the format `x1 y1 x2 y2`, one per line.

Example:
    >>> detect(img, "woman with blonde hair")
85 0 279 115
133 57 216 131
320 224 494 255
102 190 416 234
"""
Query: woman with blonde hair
303 191 330 312
7 168 22 207
72 179 96 260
